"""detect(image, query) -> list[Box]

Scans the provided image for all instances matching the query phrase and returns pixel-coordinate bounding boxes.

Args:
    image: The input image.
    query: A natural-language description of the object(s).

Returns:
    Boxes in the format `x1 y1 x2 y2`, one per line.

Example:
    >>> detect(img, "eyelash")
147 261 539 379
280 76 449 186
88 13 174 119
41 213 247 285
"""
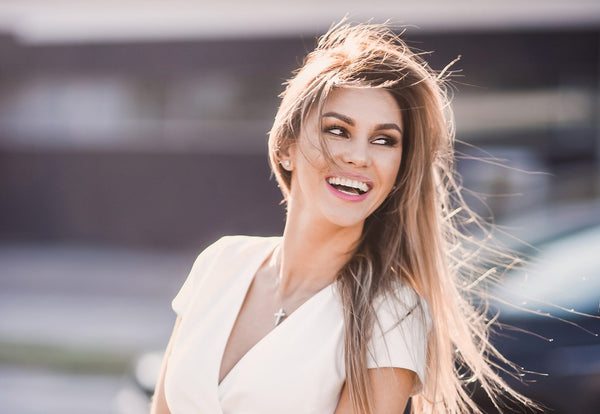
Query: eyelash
323 125 399 147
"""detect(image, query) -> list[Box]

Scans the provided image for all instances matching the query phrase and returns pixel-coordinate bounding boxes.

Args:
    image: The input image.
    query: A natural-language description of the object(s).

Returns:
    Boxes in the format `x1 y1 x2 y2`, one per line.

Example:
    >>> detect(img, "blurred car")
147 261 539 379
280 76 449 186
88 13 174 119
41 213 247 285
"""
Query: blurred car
476 203 600 413
117 201 600 414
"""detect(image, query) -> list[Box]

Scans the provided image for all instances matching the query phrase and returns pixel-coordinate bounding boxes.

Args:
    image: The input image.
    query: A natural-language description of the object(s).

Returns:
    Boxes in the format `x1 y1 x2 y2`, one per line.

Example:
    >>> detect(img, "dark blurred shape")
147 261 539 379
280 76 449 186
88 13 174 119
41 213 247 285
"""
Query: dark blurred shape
0 150 284 248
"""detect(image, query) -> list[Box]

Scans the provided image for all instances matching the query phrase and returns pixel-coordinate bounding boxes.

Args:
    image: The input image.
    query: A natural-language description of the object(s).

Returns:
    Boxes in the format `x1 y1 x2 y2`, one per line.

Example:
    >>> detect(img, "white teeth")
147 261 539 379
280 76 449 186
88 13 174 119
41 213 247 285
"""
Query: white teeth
327 176 369 193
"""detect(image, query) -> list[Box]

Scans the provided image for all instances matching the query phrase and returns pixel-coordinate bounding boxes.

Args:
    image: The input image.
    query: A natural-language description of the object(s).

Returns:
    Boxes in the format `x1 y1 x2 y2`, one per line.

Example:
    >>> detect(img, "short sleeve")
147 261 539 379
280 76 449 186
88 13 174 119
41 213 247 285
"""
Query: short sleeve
171 236 227 318
367 286 431 395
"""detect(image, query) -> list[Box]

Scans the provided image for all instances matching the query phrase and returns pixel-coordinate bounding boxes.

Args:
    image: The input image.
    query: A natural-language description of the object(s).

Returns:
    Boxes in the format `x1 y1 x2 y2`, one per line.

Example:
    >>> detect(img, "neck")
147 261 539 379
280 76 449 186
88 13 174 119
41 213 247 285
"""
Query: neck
275 199 364 300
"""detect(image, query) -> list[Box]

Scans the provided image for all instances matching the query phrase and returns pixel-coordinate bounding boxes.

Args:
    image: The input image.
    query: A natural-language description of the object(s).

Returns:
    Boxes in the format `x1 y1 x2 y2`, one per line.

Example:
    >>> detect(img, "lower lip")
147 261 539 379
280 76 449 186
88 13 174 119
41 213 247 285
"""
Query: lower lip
326 181 370 202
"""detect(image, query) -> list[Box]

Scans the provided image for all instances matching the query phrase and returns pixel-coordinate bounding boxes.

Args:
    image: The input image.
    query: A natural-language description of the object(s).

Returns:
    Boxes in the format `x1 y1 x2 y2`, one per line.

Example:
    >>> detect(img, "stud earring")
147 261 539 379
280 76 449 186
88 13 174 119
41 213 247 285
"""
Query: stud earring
282 160 291 169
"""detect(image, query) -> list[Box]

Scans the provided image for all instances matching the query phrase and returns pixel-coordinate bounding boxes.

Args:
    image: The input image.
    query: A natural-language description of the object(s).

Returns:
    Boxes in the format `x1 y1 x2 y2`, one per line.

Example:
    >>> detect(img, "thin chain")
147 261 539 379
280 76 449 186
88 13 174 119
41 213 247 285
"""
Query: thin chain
271 244 287 326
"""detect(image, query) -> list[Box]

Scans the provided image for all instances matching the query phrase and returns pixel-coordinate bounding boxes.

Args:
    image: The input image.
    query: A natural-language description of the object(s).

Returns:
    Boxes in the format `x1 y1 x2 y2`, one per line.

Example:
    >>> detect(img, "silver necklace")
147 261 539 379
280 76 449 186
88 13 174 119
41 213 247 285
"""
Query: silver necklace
272 244 287 327
274 308 286 326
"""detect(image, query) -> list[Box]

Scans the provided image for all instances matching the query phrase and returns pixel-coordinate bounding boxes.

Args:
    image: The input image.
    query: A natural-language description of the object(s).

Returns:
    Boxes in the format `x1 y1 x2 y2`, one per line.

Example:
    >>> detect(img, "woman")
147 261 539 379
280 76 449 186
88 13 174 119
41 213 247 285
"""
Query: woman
151 22 532 413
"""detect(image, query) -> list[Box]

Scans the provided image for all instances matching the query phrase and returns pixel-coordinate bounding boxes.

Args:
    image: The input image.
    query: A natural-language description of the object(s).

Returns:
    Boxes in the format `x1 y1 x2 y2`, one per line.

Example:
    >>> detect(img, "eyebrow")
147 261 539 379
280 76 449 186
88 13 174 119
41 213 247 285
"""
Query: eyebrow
322 111 403 134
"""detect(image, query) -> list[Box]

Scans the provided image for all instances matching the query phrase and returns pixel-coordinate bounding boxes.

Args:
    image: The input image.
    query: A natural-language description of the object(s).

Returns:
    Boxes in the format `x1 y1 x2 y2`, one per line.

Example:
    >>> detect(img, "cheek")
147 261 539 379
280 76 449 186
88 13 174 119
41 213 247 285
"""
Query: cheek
292 149 327 192
381 153 403 185
298 140 329 173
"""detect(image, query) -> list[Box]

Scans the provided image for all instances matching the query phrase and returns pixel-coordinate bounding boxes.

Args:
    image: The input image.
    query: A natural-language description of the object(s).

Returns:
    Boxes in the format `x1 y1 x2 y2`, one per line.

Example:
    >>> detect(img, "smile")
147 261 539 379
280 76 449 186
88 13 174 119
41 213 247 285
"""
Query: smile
326 175 372 201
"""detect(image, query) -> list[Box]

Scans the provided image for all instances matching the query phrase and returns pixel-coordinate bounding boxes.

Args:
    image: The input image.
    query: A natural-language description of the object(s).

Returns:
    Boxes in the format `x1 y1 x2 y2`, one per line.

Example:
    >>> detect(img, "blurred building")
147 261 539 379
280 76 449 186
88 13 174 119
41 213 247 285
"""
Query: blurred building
0 1 598 249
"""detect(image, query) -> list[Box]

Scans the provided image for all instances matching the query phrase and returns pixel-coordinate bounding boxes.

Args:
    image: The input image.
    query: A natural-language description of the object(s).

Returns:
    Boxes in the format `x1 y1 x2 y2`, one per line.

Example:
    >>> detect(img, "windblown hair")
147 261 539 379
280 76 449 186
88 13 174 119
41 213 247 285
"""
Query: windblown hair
268 21 532 413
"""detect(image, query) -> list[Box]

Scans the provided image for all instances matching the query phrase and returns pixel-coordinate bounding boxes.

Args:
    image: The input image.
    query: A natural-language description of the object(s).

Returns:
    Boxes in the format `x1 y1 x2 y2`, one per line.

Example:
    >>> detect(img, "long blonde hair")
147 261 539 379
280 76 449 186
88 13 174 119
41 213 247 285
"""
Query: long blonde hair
268 21 533 413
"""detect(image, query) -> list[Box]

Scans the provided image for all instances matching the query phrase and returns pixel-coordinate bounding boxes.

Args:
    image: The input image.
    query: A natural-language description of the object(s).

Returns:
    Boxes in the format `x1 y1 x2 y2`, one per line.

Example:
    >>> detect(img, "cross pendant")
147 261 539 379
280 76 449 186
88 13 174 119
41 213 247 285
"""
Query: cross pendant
274 308 287 326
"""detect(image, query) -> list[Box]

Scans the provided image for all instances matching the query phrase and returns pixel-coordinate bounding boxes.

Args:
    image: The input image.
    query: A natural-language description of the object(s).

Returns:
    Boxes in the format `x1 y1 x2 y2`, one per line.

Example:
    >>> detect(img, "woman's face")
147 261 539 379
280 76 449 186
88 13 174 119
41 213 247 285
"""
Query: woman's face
287 87 403 230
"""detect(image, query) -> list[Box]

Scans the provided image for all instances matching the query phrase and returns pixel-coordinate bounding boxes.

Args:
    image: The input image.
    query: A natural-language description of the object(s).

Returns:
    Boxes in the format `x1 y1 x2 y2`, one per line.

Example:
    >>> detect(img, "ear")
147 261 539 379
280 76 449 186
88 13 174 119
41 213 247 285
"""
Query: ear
280 159 293 171
278 141 297 171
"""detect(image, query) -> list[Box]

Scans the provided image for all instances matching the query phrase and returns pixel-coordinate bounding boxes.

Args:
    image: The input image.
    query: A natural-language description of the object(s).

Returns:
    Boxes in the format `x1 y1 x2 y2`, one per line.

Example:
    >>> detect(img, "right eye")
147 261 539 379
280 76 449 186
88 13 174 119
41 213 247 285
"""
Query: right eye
324 125 347 137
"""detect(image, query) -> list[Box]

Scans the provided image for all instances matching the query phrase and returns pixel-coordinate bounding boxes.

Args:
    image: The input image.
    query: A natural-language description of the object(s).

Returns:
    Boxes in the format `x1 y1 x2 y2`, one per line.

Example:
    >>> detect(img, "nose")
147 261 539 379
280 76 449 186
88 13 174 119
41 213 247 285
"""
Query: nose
340 138 371 167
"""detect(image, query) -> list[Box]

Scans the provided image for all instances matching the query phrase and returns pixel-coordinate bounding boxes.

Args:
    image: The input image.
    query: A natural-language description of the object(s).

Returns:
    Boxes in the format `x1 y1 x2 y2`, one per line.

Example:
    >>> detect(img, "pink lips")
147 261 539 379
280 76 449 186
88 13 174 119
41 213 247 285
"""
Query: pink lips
325 174 373 203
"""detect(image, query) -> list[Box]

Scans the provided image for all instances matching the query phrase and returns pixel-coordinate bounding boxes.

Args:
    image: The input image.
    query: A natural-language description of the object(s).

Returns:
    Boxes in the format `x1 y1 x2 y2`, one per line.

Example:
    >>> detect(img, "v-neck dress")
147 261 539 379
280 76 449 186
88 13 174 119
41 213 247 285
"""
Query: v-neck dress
164 235 430 414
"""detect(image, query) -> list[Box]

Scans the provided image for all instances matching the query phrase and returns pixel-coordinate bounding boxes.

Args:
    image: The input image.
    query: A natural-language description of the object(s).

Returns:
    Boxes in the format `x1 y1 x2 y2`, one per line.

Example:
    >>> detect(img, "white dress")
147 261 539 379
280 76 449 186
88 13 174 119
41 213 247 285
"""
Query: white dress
164 235 430 414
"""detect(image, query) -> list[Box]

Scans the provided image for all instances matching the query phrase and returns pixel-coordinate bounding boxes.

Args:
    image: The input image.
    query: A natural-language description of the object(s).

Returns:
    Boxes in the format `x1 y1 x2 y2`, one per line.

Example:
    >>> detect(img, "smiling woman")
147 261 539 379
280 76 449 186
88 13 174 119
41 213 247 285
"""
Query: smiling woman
150 21 535 414
285 88 404 229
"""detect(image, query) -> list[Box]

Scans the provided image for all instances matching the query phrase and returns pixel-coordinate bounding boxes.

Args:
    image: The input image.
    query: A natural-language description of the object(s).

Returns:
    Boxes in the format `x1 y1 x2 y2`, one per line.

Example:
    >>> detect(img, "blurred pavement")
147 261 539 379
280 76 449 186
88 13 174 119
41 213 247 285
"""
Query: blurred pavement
0 243 197 413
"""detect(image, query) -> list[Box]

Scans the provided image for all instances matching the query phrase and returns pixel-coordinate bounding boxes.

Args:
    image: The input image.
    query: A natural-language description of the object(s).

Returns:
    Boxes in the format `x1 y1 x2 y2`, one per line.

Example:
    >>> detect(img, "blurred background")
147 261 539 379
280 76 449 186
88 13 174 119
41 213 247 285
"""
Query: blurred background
0 1 599 413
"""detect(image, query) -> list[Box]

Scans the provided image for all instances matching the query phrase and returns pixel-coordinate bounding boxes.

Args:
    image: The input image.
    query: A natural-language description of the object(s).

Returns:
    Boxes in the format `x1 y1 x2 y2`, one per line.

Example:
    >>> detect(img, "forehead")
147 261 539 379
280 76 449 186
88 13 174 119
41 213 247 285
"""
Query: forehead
320 87 402 126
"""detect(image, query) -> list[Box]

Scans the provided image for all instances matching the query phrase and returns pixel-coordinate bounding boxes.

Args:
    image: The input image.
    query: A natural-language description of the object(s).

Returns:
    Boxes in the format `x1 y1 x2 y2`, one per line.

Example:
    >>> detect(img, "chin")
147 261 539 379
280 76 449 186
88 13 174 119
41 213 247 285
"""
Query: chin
323 200 385 229
321 210 369 230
